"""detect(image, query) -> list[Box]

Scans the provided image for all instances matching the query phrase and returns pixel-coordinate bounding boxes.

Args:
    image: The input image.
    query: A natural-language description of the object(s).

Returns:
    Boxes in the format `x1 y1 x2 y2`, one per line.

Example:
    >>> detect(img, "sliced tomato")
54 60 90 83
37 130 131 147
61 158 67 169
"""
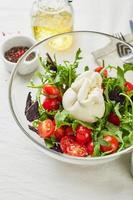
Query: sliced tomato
42 98 60 111
76 125 92 145
38 119 55 138
54 127 65 140
86 142 94 155
66 143 88 157
124 81 133 94
42 84 60 97
100 135 119 153
95 66 108 78
60 136 88 157
65 126 74 136
60 136 75 153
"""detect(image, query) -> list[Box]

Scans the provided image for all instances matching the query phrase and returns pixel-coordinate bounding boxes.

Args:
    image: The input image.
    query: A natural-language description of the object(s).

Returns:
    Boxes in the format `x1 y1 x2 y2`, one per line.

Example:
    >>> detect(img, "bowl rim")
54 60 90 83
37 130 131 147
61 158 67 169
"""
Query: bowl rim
8 30 133 163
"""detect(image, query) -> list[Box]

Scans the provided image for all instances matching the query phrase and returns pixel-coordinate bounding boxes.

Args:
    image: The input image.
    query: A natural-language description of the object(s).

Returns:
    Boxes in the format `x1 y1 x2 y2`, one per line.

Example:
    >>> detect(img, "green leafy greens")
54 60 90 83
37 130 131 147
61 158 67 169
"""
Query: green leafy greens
27 50 133 157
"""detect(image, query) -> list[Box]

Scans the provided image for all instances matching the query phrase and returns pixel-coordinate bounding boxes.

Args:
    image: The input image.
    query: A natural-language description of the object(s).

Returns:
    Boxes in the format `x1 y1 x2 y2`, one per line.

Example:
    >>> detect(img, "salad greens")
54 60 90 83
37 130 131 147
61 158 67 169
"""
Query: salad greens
25 49 133 157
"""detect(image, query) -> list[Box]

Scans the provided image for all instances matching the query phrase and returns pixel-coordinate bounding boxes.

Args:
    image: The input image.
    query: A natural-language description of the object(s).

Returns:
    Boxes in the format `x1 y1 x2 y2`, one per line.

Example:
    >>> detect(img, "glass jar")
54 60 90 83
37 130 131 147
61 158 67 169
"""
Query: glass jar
31 0 73 42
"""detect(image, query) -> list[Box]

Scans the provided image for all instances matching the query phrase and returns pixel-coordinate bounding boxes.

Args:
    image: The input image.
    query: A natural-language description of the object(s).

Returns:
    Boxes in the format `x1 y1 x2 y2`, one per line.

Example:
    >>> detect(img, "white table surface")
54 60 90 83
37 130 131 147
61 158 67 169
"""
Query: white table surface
0 0 133 200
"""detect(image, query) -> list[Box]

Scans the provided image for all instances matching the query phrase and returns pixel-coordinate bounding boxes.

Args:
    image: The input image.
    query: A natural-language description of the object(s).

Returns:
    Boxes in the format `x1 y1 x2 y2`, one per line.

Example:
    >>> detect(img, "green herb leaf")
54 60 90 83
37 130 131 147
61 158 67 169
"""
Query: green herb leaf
117 67 125 90
106 122 119 132
98 139 110 146
55 110 71 128
45 138 54 148
93 143 101 157
75 48 82 61
104 101 112 117
32 120 40 128
123 63 133 73
128 132 133 145
84 66 89 71
114 103 122 119
72 120 93 131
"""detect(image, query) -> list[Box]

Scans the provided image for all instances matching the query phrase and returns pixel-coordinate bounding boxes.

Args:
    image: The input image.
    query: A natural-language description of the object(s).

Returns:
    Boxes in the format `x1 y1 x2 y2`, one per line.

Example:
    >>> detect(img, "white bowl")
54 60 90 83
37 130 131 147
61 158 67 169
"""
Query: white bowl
1 35 38 75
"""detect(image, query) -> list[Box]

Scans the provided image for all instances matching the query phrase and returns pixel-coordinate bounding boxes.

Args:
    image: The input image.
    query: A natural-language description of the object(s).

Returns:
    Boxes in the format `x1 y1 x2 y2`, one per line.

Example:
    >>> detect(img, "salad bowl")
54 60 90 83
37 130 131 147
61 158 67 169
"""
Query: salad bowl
9 31 133 165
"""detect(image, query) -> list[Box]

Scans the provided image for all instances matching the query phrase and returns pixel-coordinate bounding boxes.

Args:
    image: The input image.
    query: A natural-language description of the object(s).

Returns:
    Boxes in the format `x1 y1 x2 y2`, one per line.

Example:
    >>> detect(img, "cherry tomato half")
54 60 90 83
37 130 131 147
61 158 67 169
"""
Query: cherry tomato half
95 66 108 78
124 81 133 94
42 98 61 111
100 135 119 153
42 84 60 97
60 136 75 153
38 119 55 138
66 143 88 157
65 126 74 136
86 142 94 155
76 125 92 145
54 127 65 140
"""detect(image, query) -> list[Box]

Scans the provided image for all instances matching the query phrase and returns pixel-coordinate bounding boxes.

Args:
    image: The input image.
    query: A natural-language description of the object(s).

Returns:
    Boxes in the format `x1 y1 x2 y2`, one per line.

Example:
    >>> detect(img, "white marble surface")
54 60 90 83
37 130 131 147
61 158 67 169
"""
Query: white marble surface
0 0 133 199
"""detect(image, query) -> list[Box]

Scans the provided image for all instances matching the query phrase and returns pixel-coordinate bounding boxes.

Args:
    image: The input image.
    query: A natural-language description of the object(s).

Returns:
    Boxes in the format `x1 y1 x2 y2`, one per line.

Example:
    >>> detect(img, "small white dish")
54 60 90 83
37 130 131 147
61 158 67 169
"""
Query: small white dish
1 35 38 75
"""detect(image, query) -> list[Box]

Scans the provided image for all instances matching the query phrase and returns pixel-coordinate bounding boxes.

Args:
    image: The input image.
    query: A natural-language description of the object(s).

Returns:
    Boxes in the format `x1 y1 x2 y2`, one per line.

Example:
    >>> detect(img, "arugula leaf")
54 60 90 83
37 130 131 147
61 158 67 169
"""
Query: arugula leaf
120 93 133 115
84 66 89 71
106 122 119 132
123 136 130 147
55 110 72 128
72 120 93 131
94 118 106 133
98 139 110 146
74 48 82 63
123 63 133 73
115 130 124 144
117 66 125 90
38 56 45 68
32 120 40 128
39 110 48 121
128 132 133 145
104 101 112 117
93 143 101 157
27 80 44 89
114 103 122 119
121 124 132 133
54 65 69 87
45 136 57 148
123 132 133 147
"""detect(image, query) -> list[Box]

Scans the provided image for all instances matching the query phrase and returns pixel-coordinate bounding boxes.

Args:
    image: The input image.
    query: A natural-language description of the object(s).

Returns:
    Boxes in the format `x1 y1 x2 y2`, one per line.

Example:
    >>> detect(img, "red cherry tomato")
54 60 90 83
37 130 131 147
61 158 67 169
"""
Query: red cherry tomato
86 142 94 155
124 81 133 94
108 112 120 126
38 119 55 138
54 127 65 140
57 95 62 102
66 143 88 157
42 84 60 97
60 136 75 153
42 98 60 111
100 135 119 153
76 125 92 144
95 66 108 78
65 126 74 136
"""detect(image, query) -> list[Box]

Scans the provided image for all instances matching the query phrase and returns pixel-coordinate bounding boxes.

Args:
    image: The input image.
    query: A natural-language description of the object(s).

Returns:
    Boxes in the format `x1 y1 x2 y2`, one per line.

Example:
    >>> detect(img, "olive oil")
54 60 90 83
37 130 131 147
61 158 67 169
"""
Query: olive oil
32 11 73 41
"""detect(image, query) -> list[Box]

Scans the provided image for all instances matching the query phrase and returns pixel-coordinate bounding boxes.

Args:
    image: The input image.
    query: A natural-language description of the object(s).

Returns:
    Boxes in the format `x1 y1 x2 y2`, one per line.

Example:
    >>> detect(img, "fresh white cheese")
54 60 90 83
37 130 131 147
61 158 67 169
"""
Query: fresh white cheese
62 71 105 123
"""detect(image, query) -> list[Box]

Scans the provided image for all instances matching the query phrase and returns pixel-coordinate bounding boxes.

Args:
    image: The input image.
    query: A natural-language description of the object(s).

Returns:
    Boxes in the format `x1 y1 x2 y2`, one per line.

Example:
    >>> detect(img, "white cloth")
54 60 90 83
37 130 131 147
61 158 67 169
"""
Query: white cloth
0 1 133 200
92 33 133 66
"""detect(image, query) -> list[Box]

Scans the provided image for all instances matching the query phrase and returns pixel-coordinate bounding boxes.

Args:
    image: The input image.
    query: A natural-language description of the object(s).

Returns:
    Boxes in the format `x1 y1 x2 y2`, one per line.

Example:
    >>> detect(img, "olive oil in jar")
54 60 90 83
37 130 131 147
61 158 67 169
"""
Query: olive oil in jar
31 0 73 51
32 10 73 41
